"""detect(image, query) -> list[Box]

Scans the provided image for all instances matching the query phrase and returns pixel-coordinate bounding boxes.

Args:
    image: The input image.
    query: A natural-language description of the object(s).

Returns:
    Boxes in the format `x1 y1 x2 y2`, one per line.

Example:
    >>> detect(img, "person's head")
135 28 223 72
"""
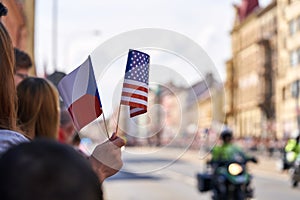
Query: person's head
220 128 233 144
46 71 76 144
59 109 75 144
72 132 81 147
0 21 18 131
14 48 33 86
17 77 60 139
46 71 67 108
0 139 103 200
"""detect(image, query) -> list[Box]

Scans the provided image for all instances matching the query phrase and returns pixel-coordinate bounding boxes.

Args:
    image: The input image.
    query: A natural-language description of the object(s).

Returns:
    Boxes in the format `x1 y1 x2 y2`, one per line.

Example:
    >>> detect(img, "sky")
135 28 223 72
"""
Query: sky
34 0 271 115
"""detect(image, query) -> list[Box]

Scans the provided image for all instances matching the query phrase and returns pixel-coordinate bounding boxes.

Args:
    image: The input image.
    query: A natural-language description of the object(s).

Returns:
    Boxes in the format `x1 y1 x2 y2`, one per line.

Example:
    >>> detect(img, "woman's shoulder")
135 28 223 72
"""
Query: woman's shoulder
0 129 28 139
0 129 29 156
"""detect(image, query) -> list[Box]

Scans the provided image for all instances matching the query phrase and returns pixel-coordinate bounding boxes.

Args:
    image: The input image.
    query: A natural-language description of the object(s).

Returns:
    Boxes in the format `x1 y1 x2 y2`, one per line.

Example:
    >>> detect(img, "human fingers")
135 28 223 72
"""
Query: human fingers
109 132 117 140
111 136 126 148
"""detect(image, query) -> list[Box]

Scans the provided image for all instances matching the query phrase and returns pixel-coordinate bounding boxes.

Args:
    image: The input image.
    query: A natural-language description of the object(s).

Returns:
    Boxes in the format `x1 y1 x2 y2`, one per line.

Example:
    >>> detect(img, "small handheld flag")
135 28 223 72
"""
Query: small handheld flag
120 49 150 117
58 56 102 131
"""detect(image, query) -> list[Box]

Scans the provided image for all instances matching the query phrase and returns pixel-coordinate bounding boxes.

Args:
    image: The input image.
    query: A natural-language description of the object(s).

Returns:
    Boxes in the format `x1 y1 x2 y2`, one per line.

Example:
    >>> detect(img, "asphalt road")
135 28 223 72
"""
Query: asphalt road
102 147 300 200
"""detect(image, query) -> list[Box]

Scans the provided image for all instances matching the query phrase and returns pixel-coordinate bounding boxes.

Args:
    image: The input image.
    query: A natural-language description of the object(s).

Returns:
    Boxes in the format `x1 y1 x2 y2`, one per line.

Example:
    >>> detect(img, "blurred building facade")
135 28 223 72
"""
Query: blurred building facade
1 0 35 75
276 0 300 138
186 73 224 135
159 83 186 143
116 72 224 147
226 0 277 138
226 0 300 139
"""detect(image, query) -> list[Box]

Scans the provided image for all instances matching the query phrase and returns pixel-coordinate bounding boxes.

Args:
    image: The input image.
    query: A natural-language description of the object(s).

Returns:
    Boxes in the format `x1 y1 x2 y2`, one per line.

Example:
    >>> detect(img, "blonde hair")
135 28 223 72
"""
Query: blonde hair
0 22 18 131
17 78 60 139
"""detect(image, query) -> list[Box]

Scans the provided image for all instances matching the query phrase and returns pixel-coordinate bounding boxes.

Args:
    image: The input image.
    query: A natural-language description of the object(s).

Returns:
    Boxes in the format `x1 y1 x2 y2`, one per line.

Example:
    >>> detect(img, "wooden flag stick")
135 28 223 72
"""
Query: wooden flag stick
115 103 122 136
102 111 110 139
115 65 126 137
97 89 110 139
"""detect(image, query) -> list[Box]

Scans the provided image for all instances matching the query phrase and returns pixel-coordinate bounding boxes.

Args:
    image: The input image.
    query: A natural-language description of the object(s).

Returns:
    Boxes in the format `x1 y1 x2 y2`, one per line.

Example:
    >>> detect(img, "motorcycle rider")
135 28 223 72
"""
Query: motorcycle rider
210 128 257 199
284 130 300 167
284 130 300 187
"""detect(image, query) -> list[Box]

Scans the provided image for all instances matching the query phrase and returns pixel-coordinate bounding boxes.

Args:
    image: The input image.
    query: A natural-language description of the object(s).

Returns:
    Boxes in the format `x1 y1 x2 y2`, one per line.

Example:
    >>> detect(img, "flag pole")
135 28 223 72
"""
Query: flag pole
102 111 110 138
97 89 110 139
115 51 127 136
115 91 123 136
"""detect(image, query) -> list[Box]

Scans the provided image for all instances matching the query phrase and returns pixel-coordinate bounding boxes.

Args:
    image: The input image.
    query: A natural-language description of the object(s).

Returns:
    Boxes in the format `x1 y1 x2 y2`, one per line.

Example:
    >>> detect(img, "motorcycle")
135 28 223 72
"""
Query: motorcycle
197 155 256 200
281 151 297 171
290 153 300 188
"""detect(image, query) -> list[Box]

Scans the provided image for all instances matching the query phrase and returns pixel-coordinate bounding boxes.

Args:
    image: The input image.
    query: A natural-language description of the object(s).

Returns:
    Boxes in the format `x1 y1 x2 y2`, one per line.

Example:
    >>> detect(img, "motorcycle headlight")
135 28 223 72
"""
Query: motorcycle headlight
286 152 296 163
228 163 243 175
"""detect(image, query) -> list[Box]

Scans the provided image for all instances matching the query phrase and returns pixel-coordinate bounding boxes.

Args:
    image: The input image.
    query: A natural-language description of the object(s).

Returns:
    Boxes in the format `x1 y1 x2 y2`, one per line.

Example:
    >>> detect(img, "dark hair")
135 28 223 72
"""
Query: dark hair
220 128 233 141
0 3 8 17
14 48 32 70
0 139 103 200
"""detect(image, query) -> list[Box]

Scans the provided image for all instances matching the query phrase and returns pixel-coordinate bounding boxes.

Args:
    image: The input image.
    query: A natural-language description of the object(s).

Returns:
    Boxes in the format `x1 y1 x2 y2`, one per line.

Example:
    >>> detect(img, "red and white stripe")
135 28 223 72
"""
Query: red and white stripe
121 79 148 117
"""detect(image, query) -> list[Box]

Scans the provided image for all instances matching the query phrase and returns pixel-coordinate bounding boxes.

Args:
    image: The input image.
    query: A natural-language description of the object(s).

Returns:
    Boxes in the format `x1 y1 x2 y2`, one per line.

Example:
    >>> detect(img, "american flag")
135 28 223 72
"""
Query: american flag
121 49 150 117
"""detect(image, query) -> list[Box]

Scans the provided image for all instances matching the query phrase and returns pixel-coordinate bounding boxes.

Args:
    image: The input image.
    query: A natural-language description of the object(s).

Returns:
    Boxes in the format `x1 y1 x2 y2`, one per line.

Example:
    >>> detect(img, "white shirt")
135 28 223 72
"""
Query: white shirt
0 130 29 156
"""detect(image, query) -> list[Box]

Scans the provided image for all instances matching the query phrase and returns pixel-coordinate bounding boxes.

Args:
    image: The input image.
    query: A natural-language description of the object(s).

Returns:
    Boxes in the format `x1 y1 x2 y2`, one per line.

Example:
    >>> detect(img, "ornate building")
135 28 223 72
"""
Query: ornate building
186 73 224 135
226 0 277 138
276 0 300 137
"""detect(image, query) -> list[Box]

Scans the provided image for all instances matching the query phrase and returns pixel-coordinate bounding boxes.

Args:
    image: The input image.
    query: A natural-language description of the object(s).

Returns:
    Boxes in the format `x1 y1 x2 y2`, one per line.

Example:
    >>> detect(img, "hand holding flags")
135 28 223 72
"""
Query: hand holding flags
120 49 150 117
58 56 102 131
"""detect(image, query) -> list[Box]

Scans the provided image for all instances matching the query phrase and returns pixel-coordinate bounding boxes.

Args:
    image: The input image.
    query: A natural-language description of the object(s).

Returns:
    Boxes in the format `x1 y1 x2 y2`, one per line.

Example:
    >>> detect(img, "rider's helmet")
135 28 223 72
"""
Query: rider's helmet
291 130 299 139
220 127 233 142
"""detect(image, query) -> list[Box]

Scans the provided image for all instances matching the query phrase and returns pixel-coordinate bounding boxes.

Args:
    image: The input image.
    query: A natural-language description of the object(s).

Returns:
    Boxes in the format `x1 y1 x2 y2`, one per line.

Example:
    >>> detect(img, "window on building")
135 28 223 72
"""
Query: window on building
290 19 297 35
291 80 300 98
283 87 286 101
290 50 298 67
297 16 300 31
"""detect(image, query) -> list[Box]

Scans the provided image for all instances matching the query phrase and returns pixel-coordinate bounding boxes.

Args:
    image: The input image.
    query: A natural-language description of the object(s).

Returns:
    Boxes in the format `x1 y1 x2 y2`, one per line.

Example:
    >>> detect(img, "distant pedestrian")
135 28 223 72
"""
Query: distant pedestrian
14 48 33 86
46 71 77 145
59 109 76 144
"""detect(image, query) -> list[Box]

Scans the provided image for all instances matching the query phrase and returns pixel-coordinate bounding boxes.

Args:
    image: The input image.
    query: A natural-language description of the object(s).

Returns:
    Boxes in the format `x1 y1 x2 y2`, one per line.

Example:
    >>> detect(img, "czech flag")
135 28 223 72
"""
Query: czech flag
58 56 102 131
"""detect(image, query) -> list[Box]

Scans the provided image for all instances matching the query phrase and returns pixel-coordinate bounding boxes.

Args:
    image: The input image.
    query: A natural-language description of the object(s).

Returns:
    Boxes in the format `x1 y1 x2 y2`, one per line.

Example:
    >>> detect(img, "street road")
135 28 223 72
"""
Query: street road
103 147 300 200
